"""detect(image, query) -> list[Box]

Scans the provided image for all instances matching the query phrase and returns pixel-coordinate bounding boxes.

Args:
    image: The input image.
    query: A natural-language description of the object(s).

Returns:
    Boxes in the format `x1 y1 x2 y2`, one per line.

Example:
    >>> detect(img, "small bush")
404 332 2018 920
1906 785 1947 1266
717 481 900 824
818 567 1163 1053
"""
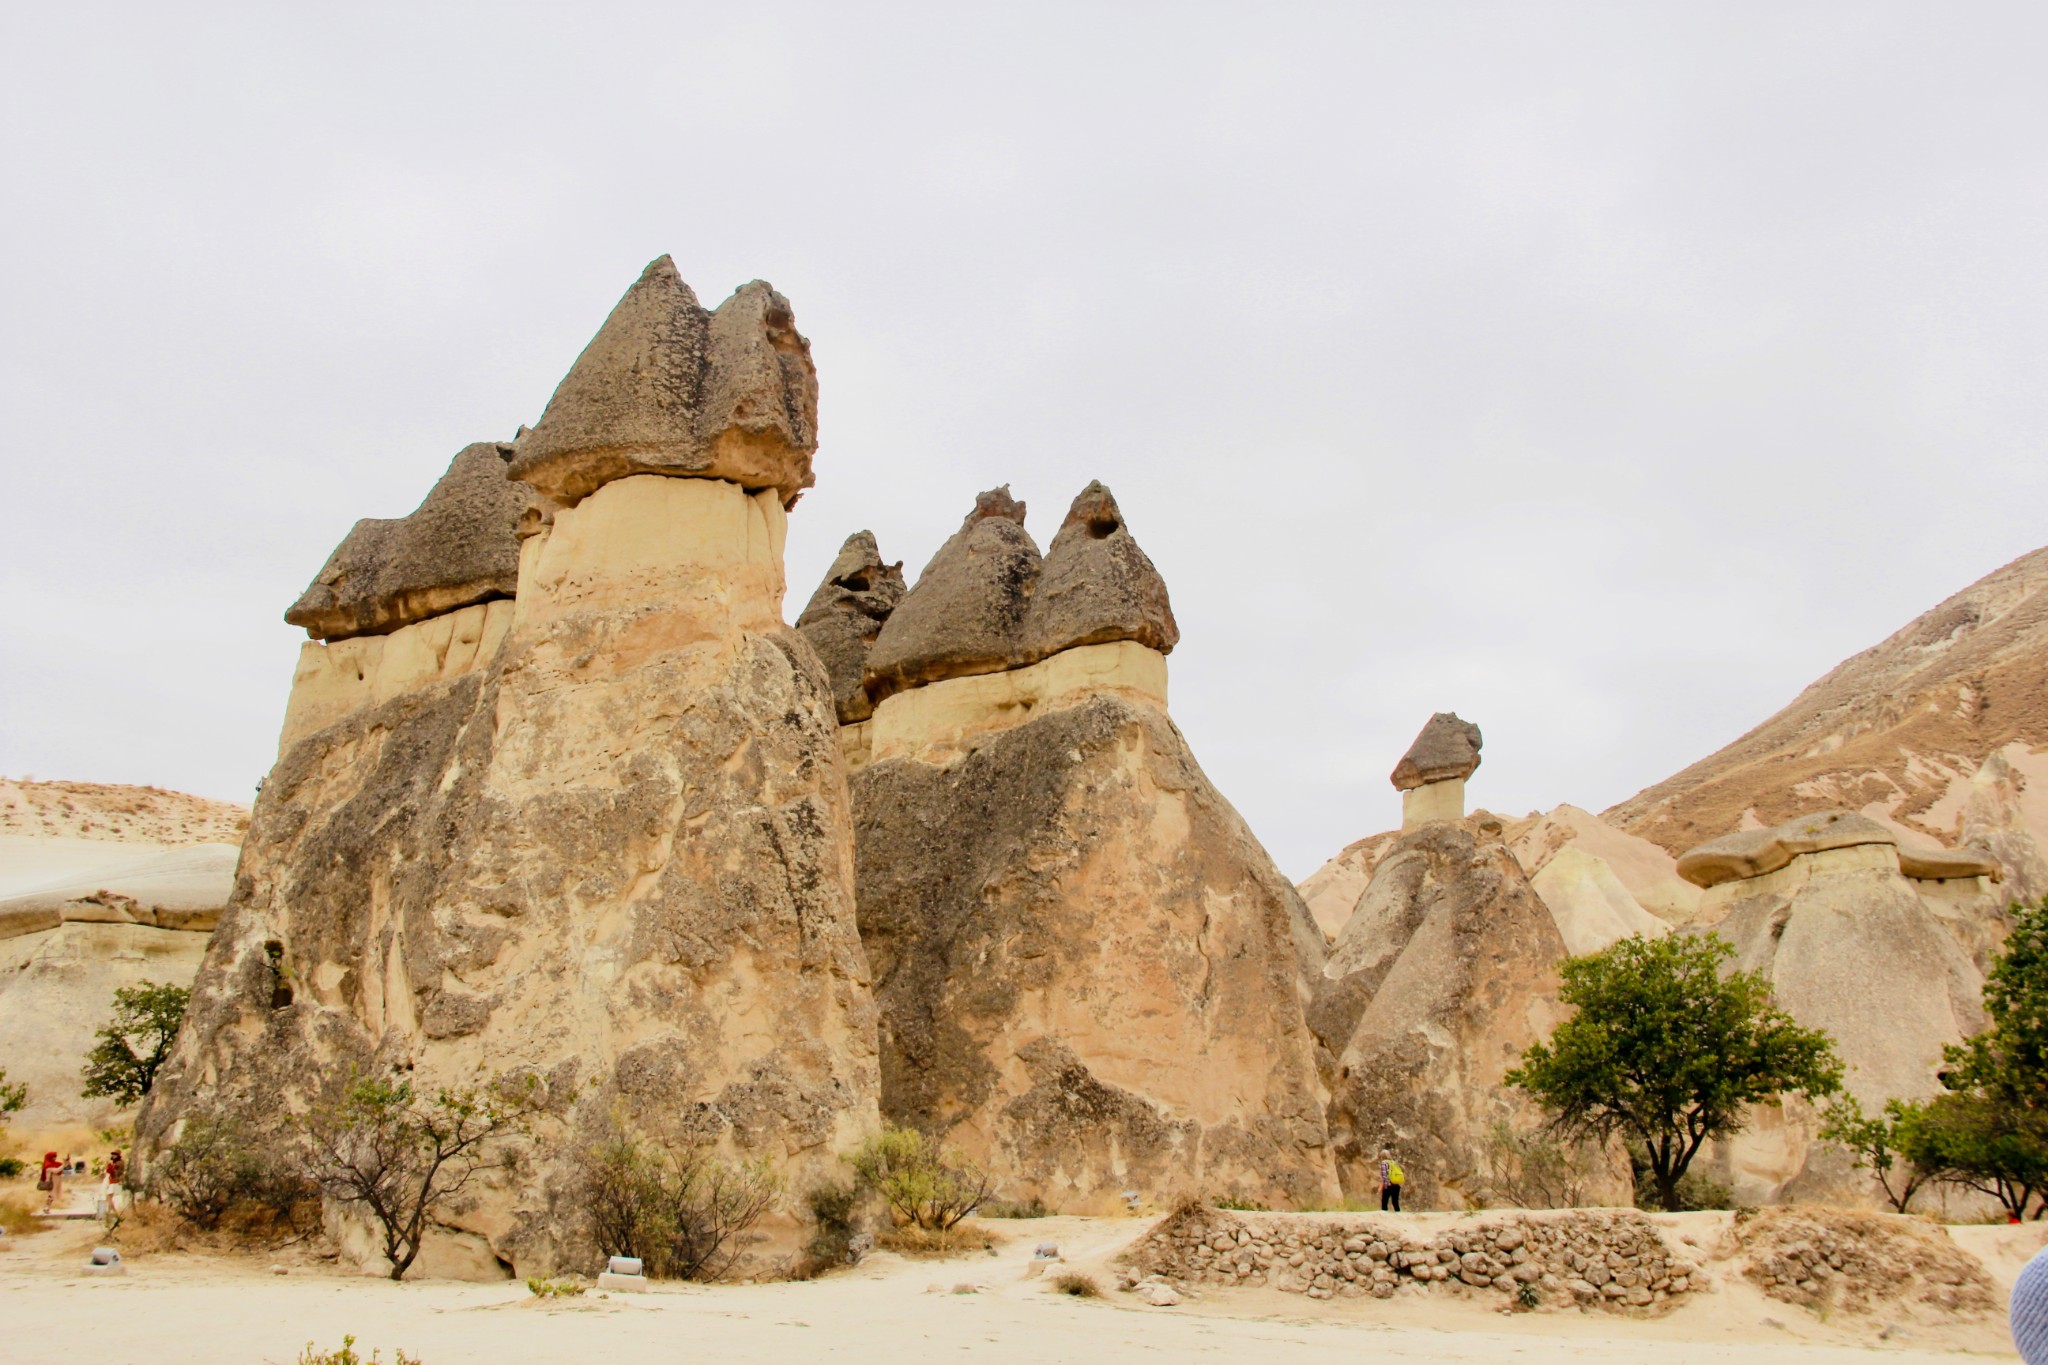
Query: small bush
525 1276 587 1299
981 1196 1051 1219
846 1126 992 1232
876 1220 1000 1258
0 1157 22 1178
298 1335 420 1365
1210 1196 1269 1212
790 1179 865 1277
151 1115 318 1235
580 1123 779 1282
1050 1272 1101 1297
1631 1163 1732 1212
0 1193 47 1237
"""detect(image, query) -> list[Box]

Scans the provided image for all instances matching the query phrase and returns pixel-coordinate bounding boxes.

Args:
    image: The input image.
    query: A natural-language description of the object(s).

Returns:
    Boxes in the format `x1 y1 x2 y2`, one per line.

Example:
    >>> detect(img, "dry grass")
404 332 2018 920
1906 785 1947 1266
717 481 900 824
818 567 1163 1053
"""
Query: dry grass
876 1220 1006 1259
0 1193 50 1237
1049 1272 1102 1297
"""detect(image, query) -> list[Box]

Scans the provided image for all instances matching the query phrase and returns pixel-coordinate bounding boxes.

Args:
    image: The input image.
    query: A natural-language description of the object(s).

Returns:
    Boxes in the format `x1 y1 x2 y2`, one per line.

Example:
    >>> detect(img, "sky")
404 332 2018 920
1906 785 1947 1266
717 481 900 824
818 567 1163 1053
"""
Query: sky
3 3 2046 879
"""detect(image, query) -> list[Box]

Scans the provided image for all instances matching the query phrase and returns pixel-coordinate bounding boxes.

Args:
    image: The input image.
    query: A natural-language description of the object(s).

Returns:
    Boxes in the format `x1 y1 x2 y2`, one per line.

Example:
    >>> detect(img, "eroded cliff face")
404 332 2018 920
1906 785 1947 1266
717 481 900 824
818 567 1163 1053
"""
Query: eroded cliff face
143 263 878 1276
842 485 1335 1210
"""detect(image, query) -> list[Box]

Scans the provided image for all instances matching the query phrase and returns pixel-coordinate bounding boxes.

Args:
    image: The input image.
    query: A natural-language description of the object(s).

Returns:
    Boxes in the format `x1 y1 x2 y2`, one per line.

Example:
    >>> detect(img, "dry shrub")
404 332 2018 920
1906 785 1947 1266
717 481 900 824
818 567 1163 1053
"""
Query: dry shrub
579 1123 779 1281
0 1193 47 1237
151 1115 319 1242
1050 1272 1101 1297
878 1220 1004 1259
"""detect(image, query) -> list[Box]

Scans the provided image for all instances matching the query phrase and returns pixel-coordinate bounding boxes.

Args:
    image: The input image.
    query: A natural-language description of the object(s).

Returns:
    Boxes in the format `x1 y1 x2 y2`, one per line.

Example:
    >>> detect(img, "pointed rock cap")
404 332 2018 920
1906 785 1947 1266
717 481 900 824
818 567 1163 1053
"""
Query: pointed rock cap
1675 808 2003 888
1021 481 1178 661
1390 713 1482 792
286 442 539 642
864 487 1041 701
795 531 907 724
507 256 818 506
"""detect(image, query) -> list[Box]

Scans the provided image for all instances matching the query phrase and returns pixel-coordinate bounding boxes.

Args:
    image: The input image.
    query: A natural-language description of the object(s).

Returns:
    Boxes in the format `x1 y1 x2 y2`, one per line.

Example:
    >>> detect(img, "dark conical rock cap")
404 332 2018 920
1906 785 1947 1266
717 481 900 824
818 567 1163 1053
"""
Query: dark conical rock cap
796 531 907 724
1021 481 1178 660
507 256 818 506
1390 713 1482 791
286 441 539 642
863 486 1041 701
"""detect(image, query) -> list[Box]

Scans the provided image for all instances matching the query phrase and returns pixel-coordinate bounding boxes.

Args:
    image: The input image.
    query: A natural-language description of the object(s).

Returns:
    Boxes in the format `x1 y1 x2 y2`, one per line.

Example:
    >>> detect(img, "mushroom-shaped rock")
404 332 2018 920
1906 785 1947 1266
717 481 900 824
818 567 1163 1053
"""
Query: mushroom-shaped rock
1676 810 1899 888
864 487 1041 701
1020 481 1179 661
1898 845 2005 882
507 256 818 506
285 441 537 642
796 531 907 724
1389 713 1483 792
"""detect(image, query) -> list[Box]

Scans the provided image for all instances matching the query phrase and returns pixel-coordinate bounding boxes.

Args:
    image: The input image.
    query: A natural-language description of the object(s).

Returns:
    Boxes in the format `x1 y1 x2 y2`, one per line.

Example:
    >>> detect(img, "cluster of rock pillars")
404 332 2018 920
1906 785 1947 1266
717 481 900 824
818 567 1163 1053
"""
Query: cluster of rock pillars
136 258 2020 1274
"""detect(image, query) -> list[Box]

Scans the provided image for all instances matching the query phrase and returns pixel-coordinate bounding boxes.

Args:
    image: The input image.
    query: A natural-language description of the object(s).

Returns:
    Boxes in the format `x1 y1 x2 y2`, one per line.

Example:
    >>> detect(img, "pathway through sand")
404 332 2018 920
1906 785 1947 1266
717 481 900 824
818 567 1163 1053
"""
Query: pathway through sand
0 1212 2026 1363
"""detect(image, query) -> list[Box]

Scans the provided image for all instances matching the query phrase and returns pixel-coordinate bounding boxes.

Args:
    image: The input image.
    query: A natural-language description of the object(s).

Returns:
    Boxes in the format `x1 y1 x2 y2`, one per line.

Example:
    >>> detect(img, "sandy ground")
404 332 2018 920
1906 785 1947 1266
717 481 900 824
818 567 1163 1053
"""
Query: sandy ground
0 1211 2033 1364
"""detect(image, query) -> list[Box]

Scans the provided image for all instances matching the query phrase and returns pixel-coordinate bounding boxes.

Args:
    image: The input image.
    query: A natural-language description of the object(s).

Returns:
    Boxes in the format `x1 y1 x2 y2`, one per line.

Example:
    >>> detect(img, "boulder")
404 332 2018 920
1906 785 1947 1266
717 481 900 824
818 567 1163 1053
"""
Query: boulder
285 442 537 642
507 256 819 506
1390 714 1482 792
863 488 1041 701
795 531 906 725
1018 482 1178 661
143 262 877 1277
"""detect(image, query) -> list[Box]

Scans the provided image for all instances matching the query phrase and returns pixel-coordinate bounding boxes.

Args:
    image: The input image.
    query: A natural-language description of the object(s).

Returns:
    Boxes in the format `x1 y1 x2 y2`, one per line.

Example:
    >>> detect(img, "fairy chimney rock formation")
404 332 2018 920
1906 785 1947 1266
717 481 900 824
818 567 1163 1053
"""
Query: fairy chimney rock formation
145 260 878 1277
796 531 907 767
507 255 819 507
276 442 539 753
1675 810 2000 1205
1392 713 1482 829
851 482 1336 1210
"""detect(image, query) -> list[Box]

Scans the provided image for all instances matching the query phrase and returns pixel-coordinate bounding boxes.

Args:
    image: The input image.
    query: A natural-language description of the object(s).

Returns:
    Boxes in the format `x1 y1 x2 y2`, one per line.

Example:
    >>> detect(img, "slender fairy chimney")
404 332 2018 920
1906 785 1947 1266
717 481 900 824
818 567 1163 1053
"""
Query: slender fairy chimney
1391 712 1482 829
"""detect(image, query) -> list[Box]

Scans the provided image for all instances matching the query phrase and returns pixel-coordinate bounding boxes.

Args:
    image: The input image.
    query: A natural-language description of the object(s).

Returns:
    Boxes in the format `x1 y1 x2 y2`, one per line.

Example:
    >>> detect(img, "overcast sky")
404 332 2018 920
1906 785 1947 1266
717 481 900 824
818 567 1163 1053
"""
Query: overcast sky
4 4 2045 878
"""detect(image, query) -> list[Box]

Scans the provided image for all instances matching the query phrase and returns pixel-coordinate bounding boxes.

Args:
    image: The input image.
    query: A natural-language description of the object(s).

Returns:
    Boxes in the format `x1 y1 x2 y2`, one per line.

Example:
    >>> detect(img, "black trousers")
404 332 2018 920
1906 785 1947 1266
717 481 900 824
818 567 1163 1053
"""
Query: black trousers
1381 1185 1401 1212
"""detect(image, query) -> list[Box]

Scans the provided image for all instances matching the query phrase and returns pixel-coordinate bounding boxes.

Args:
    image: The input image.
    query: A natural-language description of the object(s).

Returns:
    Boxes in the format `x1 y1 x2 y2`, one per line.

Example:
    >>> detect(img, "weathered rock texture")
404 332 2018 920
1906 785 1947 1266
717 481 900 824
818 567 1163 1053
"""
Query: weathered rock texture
851 489 1331 1210
1391 713 1483 791
145 264 876 1277
1607 545 2048 881
507 257 818 507
1124 1205 1704 1311
1681 812 1998 1205
1961 744 2048 905
795 531 906 727
1309 818 1626 1208
285 442 538 642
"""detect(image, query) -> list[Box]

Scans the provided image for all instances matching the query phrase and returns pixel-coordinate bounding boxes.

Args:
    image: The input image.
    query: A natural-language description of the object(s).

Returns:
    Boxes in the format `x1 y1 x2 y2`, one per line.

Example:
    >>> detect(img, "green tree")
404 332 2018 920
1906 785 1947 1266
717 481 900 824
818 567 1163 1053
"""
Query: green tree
301 1073 546 1280
1506 933 1842 1211
81 981 189 1105
845 1125 991 1232
579 1119 780 1280
1819 1095 1935 1213
0 1066 24 1116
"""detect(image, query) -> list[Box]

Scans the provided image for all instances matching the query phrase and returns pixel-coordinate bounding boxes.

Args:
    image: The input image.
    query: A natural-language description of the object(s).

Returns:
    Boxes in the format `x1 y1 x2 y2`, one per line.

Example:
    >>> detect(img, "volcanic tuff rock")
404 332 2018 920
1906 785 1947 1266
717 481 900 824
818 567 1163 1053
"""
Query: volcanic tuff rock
862 487 1040 700
1391 713 1483 791
508 256 819 507
1310 819 1624 1208
795 531 906 725
1961 745 2048 905
285 442 538 642
851 486 1332 1208
1676 810 2001 889
144 262 876 1277
1607 545 2048 874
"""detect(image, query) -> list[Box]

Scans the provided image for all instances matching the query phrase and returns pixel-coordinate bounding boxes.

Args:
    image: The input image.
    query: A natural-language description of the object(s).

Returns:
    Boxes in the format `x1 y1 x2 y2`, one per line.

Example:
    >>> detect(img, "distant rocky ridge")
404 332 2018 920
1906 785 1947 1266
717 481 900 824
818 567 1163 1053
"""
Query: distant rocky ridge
0 778 248 847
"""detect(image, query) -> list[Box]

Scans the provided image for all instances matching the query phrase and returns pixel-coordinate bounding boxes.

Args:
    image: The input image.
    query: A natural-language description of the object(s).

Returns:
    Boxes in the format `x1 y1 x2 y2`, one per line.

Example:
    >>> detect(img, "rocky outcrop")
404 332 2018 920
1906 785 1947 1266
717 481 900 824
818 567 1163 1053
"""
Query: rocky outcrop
851 487 1334 1210
285 442 538 642
795 531 905 727
1961 745 2048 905
144 261 877 1277
1607 545 2048 866
1018 481 1178 661
1679 811 1998 1204
1391 713 1483 791
507 256 819 507
1309 818 1618 1207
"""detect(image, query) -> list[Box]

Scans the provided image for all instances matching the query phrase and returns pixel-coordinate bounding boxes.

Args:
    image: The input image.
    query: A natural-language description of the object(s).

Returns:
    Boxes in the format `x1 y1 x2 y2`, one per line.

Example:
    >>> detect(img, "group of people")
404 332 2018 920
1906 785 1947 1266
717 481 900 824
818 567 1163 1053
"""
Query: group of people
36 1148 124 1215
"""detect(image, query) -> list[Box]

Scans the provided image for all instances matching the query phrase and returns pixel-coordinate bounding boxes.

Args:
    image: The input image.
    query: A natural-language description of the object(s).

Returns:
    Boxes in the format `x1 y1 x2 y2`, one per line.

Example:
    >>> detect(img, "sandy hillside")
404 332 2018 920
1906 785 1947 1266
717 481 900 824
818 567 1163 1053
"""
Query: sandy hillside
1604 545 2048 858
0 1208 2032 1364
0 779 247 899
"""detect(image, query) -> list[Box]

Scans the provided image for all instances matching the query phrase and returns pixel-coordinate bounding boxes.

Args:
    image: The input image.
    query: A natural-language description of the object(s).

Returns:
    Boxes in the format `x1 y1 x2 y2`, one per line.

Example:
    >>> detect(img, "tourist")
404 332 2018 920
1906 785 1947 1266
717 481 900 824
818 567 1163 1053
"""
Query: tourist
1377 1149 1406 1213
38 1152 64 1212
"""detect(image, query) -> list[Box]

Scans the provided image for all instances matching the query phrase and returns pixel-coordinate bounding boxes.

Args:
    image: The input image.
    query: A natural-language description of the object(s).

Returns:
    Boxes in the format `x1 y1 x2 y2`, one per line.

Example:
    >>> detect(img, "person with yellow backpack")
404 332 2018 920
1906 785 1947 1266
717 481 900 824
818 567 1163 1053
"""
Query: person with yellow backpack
1377 1149 1406 1212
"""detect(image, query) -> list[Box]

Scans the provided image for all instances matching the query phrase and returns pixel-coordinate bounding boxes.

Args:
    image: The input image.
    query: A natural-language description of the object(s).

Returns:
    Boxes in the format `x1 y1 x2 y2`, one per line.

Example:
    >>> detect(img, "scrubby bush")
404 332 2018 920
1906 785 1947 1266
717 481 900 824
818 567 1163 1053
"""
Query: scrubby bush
150 1115 317 1234
846 1125 991 1233
1477 1119 1601 1209
1050 1272 1101 1297
525 1276 586 1298
298 1335 420 1365
981 1196 1051 1219
579 1122 780 1281
791 1179 866 1276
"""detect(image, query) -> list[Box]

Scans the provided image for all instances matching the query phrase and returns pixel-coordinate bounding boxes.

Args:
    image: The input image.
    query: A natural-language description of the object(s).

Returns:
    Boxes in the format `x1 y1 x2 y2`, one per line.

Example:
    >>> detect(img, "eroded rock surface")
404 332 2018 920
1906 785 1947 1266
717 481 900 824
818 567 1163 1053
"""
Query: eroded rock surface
1019 481 1178 661
863 487 1040 701
285 442 538 642
508 256 819 506
1390 713 1483 791
795 531 906 725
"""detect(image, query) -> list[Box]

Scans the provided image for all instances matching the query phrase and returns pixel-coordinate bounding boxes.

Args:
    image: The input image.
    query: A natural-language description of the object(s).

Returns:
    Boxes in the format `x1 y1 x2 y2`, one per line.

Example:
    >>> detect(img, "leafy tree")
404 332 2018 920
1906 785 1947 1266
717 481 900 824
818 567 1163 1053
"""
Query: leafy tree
81 981 189 1105
1506 933 1842 1211
1818 1096 1935 1213
0 1066 24 1116
845 1124 991 1232
1900 1090 2048 1219
301 1073 545 1280
579 1120 779 1280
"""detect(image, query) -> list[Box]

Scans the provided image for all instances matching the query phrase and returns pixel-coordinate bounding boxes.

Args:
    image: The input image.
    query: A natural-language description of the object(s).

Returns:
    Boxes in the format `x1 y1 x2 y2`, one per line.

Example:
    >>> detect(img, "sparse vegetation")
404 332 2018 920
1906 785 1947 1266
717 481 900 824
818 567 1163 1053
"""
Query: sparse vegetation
1820 1095 1936 1213
81 981 189 1105
0 1193 47 1237
1476 1119 1602 1209
0 1066 25 1174
302 1072 546 1281
298 1335 420 1365
150 1114 318 1235
981 1196 1051 1219
1507 933 1843 1212
525 1276 587 1298
792 1179 865 1276
846 1125 992 1233
579 1119 780 1281
1209 1195 1271 1212
1050 1271 1101 1297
